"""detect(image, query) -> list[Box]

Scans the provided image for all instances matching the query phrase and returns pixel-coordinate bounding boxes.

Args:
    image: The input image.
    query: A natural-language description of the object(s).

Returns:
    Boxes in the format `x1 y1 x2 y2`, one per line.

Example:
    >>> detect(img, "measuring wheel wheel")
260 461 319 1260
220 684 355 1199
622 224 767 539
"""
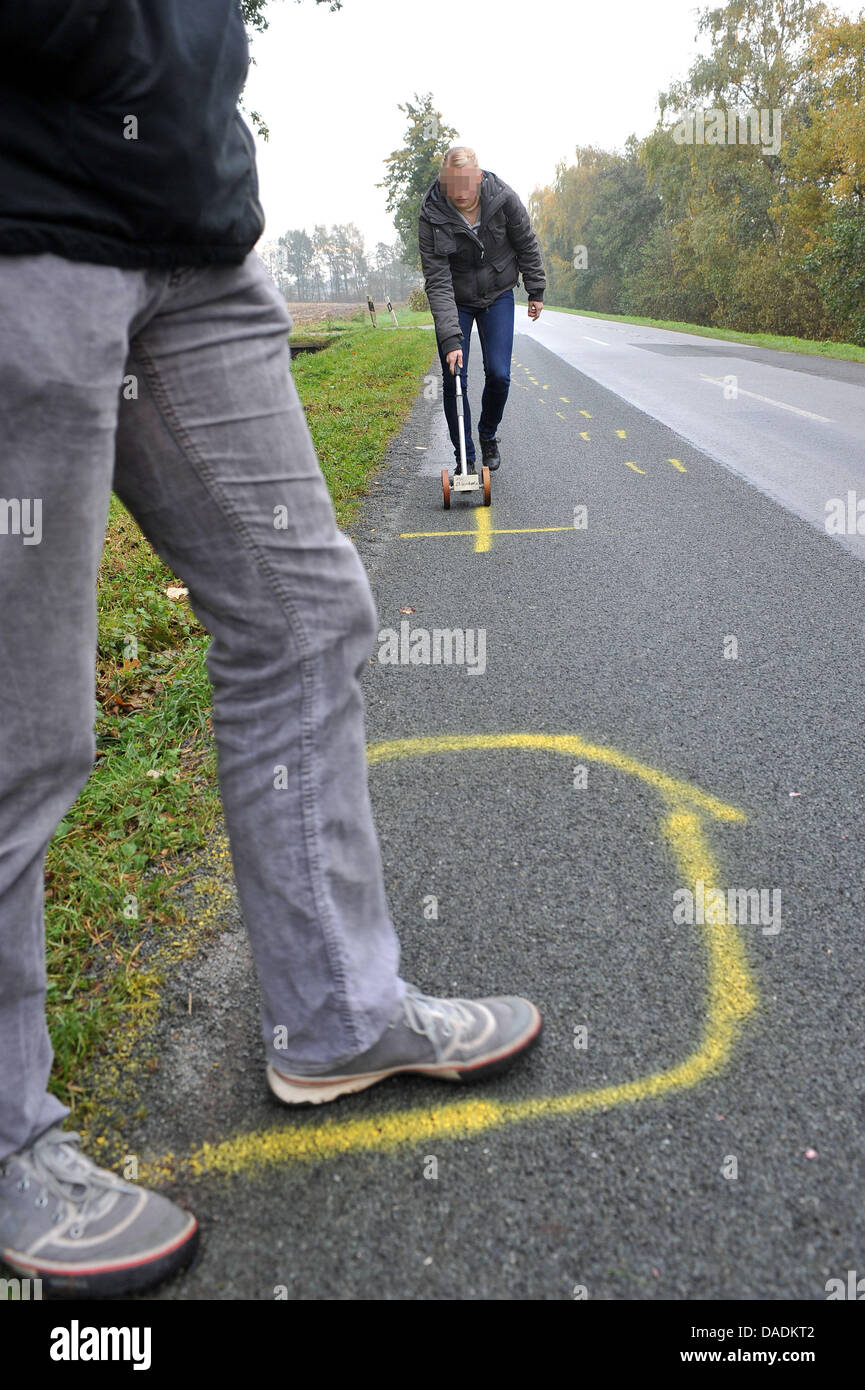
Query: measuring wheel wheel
482 465 492 506
441 468 451 509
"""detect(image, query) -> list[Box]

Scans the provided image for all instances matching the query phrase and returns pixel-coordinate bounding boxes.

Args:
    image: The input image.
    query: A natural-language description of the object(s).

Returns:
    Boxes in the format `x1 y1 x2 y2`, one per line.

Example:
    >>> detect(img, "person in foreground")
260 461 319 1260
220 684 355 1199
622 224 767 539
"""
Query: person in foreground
0 3 542 1298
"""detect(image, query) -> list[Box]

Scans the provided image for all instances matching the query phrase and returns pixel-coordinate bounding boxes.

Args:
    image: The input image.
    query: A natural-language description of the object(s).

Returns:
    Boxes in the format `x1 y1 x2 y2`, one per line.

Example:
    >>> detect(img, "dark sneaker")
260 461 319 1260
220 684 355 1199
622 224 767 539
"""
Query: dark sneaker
267 983 542 1104
480 437 501 470
0 1126 199 1297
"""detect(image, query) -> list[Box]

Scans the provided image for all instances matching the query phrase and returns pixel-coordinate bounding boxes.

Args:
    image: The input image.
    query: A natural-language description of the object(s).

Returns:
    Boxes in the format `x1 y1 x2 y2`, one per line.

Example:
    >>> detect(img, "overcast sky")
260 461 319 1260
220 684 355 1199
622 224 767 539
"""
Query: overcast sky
242 0 862 255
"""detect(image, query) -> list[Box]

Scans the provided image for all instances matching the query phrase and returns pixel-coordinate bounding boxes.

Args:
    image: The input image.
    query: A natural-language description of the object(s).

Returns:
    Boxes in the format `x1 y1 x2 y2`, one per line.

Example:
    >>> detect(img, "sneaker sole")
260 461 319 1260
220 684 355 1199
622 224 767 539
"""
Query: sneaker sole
2 1214 200 1298
267 1005 542 1105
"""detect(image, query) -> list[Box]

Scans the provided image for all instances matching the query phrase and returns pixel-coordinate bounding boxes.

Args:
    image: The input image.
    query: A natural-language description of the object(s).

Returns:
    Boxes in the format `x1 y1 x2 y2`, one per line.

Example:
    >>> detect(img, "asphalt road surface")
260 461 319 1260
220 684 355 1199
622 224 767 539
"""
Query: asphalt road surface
131 310 865 1301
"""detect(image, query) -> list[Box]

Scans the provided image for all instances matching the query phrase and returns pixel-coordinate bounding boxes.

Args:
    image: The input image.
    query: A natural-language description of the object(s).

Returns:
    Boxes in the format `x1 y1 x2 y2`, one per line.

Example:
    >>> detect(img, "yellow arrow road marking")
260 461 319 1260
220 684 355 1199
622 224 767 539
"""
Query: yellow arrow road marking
139 734 755 1183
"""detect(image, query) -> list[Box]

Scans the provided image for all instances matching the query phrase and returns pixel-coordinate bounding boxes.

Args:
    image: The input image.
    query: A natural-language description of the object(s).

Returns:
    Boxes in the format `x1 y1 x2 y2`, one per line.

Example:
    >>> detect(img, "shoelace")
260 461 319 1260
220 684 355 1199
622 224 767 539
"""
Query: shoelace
399 986 477 1050
1 1128 123 1231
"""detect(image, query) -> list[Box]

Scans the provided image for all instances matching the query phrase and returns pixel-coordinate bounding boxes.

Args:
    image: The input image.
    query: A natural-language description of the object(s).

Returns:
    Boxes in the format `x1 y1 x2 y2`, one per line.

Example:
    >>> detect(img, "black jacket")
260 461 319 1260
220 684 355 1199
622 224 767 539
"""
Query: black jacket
418 170 546 355
0 0 264 267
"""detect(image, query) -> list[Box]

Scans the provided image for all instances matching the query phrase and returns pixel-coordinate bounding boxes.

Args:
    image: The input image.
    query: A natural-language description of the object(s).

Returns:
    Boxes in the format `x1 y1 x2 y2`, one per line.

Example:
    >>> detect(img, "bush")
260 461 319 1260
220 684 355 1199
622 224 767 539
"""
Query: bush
803 212 865 346
407 286 429 312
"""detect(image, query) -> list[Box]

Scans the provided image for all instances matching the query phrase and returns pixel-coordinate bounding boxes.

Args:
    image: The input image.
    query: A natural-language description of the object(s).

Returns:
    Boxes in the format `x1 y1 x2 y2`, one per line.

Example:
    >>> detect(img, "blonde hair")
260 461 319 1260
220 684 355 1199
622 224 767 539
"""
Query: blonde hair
441 145 479 171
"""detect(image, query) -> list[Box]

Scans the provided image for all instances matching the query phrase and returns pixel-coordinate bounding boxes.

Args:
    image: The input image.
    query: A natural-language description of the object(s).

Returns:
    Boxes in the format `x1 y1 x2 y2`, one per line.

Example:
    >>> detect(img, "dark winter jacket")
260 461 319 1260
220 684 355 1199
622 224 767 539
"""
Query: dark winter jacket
418 170 546 355
0 0 265 268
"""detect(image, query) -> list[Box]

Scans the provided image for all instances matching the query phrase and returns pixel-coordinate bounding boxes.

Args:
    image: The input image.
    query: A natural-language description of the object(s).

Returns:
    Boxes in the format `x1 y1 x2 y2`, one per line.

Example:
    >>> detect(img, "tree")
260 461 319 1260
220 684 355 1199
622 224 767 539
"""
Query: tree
280 229 316 297
378 93 458 269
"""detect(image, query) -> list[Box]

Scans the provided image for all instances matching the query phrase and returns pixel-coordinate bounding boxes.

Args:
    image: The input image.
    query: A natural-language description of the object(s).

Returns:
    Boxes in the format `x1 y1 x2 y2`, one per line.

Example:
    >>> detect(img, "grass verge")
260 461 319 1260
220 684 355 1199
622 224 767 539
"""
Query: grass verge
45 307 435 1136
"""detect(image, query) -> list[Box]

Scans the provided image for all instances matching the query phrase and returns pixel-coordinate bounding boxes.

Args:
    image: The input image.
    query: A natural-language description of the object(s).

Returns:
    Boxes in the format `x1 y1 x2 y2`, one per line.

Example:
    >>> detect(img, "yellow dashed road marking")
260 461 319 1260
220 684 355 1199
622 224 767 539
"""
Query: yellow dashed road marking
669 458 687 472
616 430 627 439
625 461 647 474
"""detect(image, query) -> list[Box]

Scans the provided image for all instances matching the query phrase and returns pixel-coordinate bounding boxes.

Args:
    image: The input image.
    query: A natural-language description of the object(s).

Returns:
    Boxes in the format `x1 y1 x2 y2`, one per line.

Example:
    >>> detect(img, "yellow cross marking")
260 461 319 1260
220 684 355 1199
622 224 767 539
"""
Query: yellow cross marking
401 512 578 553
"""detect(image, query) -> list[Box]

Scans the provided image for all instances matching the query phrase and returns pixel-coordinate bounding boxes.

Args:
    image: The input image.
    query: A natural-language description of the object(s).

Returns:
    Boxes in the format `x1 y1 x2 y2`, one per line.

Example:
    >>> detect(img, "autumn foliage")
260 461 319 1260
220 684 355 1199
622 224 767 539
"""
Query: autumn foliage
529 3 865 343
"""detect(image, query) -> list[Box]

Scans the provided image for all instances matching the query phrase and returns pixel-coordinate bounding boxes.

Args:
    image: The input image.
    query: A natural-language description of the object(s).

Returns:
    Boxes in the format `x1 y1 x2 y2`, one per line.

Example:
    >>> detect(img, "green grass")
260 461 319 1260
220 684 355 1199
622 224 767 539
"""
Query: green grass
290 310 435 525
44 501 221 1110
45 311 436 1127
542 303 865 364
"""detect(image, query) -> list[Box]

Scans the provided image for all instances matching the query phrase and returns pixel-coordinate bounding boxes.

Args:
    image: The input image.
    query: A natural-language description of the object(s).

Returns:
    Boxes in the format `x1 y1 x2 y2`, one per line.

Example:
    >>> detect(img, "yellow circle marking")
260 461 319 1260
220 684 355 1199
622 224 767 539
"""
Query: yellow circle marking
142 733 756 1182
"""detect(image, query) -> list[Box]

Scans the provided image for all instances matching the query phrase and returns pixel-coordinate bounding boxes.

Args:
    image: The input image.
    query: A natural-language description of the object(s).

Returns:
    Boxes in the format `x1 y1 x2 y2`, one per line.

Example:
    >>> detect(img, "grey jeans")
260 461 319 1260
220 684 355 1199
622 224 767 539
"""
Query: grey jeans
0 250 404 1161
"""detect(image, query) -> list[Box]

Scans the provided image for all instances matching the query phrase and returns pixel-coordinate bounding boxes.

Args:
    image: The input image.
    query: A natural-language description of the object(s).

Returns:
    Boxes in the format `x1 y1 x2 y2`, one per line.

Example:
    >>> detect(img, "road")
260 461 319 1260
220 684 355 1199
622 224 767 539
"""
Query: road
523 307 865 562
131 310 865 1300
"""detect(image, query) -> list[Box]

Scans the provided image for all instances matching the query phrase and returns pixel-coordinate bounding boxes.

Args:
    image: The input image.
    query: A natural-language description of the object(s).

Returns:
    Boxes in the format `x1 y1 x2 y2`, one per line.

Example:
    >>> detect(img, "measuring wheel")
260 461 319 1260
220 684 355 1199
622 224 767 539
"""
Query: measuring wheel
441 467 451 510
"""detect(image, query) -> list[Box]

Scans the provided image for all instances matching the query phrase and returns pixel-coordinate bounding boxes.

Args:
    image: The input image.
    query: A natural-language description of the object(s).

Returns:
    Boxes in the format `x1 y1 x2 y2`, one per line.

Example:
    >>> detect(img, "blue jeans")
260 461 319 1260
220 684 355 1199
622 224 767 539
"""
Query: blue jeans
0 250 404 1159
438 289 514 464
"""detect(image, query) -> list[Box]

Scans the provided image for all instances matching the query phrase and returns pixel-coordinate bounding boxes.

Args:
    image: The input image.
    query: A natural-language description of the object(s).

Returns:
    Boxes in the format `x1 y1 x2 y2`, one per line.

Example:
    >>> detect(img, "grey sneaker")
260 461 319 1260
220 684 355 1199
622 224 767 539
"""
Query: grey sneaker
0 1126 198 1297
267 983 542 1104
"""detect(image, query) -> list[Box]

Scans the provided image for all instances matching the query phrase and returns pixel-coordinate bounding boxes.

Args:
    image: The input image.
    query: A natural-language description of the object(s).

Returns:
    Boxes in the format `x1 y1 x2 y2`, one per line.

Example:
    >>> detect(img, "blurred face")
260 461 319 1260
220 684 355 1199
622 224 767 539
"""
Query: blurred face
441 162 482 211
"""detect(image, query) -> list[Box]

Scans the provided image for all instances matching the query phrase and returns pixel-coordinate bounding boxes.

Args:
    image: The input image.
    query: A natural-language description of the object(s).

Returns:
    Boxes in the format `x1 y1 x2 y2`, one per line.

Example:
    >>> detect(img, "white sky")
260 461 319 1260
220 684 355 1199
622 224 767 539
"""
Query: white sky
243 0 863 254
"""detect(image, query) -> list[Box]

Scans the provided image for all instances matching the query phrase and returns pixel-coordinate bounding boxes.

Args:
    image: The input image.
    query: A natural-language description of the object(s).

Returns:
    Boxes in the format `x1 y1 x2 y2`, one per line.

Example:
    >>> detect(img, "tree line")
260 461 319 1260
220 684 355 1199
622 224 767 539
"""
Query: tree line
257 225 421 301
529 0 865 343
